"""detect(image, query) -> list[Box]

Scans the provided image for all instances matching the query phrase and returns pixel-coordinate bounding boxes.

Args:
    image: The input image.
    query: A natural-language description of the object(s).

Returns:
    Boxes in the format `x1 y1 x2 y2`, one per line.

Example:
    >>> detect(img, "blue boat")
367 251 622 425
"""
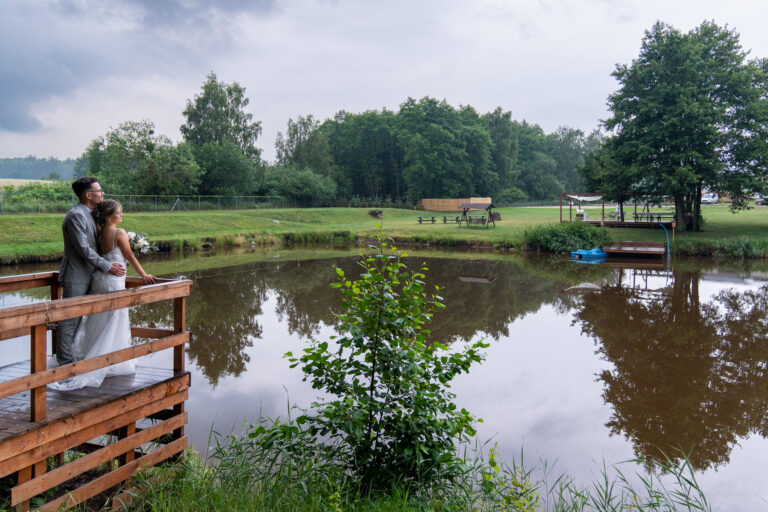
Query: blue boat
570 248 607 261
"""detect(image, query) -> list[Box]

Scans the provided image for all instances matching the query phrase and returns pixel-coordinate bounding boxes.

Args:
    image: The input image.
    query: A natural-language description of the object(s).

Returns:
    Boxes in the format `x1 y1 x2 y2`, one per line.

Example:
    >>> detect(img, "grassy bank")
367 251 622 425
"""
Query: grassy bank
2 204 767 264
121 429 711 512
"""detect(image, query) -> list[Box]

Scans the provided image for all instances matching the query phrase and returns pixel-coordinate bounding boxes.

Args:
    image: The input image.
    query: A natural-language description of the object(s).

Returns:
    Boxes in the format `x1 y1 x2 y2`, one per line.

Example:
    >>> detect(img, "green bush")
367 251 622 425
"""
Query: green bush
523 222 612 253
673 236 768 258
285 232 487 492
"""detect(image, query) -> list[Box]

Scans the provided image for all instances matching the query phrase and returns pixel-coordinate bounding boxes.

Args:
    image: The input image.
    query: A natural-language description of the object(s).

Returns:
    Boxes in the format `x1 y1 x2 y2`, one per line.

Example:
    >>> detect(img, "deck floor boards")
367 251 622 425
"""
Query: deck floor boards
0 361 178 443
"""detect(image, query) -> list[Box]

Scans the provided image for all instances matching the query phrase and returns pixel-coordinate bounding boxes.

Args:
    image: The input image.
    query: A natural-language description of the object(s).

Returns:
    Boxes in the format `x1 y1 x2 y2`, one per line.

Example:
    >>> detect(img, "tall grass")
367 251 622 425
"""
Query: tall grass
673 235 768 258
126 420 711 512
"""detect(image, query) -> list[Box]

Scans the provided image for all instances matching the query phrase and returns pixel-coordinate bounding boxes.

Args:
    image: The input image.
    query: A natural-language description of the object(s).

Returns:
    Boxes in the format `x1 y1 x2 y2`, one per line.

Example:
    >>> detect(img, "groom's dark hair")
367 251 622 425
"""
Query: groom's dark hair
72 177 99 198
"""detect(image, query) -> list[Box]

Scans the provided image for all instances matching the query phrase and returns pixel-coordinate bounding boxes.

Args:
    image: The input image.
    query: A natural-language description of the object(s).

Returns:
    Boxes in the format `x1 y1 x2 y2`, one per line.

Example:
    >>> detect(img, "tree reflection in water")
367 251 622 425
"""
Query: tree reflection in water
130 256 566 386
573 267 768 470
125 254 768 470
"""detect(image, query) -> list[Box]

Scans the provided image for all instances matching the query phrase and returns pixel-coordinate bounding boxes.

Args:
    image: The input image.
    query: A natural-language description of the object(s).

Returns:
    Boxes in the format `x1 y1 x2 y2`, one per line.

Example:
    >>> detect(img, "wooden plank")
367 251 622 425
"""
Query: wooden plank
0 324 52 344
130 327 173 339
0 332 189 399
0 389 187 478
30 325 46 422
11 413 187 505
33 436 188 512
0 272 56 294
0 280 192 330
0 374 189 463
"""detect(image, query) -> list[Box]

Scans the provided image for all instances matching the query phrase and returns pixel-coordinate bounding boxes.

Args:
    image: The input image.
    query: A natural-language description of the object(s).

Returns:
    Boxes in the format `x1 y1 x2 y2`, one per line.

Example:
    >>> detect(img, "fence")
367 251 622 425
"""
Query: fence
0 194 287 214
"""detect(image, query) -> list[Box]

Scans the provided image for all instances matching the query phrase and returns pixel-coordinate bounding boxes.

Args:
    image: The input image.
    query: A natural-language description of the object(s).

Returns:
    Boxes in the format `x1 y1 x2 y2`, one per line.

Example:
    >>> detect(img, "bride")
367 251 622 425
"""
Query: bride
49 200 157 390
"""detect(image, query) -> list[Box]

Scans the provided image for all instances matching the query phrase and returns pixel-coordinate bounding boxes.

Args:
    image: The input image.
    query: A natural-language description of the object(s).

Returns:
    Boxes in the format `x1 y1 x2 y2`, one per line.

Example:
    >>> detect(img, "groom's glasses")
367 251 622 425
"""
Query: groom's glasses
90 188 104 195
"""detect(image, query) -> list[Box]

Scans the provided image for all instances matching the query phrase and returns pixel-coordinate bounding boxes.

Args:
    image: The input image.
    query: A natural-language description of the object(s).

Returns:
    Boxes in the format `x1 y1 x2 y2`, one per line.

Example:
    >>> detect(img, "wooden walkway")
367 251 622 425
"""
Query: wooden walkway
0 272 192 511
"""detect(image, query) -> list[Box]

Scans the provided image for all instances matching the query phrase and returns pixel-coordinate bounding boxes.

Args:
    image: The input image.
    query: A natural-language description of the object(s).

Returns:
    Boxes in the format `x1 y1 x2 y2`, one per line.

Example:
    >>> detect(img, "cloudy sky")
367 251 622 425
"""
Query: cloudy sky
1 0 767 162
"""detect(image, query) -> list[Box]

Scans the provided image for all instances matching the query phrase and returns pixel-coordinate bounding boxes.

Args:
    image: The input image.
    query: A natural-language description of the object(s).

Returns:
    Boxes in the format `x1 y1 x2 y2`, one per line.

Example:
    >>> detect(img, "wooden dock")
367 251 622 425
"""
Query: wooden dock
602 240 667 257
0 272 192 511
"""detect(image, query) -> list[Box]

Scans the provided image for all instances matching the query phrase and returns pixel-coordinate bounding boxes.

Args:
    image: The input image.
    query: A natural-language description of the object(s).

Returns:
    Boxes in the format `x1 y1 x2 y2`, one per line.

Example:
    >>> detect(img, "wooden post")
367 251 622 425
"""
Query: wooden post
173 297 186 374
16 466 32 512
172 297 186 446
50 280 62 355
31 324 47 422
118 422 136 466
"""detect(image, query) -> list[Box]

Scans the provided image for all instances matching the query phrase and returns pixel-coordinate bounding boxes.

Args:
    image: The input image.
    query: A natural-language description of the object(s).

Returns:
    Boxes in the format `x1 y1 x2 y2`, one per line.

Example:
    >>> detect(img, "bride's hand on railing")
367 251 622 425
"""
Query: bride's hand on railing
142 274 158 284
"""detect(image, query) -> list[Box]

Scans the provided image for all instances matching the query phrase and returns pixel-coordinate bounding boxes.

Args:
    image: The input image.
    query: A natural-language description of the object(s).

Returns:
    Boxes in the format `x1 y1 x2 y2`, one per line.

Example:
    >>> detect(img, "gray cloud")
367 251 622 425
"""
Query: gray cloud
0 0 276 134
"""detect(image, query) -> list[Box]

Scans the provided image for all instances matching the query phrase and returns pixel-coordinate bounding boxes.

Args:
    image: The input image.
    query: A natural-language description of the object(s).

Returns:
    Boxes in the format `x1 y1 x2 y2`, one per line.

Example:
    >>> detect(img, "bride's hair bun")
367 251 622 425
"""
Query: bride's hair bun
93 200 122 236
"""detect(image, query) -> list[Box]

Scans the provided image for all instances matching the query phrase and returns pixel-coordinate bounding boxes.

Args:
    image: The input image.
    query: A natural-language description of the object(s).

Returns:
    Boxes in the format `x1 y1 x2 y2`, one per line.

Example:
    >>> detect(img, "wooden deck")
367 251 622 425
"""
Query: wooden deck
602 241 667 257
0 272 193 511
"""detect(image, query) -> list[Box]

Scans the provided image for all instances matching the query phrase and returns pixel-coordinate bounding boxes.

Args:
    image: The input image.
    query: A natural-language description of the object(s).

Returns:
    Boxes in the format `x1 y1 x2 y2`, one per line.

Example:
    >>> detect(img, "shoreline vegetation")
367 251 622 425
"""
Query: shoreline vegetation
3 206 768 266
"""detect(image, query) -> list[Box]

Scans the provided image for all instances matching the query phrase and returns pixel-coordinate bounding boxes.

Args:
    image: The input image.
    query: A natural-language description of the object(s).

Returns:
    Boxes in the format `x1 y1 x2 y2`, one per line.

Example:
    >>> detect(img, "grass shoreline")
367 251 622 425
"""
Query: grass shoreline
2 205 767 265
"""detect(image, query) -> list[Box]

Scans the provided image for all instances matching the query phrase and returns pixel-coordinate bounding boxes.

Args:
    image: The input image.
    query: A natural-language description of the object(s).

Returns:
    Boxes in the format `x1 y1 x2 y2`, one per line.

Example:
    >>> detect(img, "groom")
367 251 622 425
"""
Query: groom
57 177 126 366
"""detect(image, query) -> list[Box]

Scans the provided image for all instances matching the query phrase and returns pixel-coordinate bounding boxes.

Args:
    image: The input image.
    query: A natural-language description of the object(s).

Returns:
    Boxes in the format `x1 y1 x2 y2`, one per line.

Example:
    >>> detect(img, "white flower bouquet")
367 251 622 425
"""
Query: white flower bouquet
126 231 155 254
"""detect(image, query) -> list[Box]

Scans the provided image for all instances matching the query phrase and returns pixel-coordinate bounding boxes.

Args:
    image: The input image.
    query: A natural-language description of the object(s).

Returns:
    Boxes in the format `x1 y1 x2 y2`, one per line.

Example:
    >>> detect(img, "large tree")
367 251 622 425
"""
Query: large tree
605 21 768 231
181 72 262 162
81 120 202 195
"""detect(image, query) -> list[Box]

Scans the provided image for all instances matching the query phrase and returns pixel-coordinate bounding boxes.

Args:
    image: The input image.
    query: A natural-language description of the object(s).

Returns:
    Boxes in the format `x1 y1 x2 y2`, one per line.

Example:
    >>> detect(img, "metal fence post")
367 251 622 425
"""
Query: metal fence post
198 196 201 210
155 196 158 211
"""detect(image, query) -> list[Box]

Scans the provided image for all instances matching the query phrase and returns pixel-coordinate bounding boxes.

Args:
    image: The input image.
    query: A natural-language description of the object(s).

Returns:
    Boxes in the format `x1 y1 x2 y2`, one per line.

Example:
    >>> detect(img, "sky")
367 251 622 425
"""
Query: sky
1 0 767 163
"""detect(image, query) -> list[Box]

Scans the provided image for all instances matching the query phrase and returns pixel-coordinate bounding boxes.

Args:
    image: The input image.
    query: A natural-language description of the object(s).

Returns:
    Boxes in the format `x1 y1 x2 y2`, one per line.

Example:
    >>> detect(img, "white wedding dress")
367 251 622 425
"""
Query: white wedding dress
49 243 135 390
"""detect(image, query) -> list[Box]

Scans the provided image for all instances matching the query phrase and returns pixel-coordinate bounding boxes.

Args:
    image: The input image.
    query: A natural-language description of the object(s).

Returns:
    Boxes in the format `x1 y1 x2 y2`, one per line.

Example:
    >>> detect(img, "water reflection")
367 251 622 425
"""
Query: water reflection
5 253 768 479
129 256 569 385
572 265 768 470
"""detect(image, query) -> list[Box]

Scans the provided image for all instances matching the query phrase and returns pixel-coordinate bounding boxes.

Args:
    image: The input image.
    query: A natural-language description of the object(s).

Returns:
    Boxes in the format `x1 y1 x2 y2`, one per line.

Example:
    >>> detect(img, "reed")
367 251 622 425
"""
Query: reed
125 424 712 512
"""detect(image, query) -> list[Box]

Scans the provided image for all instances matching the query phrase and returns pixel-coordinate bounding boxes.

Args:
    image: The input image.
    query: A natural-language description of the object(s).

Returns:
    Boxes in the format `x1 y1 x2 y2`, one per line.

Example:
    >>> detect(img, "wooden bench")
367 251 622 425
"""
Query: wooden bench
443 216 460 224
467 216 487 225
417 216 436 224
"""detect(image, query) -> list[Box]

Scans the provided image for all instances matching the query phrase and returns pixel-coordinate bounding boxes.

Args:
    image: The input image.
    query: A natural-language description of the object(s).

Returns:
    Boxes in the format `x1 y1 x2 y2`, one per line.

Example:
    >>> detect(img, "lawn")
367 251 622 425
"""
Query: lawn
1 204 766 263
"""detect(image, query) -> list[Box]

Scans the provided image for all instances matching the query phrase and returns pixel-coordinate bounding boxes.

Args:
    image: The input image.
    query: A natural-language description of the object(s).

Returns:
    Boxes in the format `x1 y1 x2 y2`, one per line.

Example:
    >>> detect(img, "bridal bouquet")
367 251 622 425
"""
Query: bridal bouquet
126 231 155 254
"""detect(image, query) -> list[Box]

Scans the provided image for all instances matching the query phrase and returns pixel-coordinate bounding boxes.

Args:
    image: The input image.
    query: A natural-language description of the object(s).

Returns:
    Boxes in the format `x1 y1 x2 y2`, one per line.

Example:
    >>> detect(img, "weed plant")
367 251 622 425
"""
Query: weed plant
523 222 612 253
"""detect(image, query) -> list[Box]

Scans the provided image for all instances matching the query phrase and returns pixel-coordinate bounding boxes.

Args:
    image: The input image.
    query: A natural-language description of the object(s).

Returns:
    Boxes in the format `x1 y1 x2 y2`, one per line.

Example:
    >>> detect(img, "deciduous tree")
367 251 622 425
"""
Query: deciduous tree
606 21 768 230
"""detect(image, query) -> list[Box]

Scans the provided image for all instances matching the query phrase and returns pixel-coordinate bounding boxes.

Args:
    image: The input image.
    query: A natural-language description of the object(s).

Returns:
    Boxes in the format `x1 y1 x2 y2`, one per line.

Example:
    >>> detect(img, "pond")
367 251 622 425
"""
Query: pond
2 249 768 509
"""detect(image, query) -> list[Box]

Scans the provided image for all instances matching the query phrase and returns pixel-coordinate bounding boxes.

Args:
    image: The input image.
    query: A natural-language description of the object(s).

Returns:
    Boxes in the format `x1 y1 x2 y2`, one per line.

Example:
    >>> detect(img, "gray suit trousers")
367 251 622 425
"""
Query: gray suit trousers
57 280 91 365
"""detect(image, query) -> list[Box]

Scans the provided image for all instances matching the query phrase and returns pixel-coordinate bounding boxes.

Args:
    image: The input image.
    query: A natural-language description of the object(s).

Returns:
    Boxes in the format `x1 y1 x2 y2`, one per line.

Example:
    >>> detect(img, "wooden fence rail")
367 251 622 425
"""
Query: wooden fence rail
0 271 193 511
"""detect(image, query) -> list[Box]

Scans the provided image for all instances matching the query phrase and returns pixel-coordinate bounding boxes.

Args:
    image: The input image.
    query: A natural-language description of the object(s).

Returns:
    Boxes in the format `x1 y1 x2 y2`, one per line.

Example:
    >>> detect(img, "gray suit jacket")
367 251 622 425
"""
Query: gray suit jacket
59 203 111 285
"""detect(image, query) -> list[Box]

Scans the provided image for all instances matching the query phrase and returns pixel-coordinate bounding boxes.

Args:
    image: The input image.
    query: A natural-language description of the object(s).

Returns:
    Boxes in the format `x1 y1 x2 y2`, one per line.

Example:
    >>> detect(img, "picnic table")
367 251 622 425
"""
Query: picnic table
458 203 499 227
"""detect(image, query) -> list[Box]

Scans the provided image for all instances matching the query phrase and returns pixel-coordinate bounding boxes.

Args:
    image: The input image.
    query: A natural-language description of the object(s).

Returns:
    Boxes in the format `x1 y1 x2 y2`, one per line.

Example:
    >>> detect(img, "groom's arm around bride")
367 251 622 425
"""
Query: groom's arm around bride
57 177 126 366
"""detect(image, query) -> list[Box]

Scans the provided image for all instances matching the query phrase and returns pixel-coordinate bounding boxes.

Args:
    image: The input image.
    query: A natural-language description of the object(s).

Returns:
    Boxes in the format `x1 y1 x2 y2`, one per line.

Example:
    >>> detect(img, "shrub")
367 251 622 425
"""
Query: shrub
523 222 612 253
286 231 487 492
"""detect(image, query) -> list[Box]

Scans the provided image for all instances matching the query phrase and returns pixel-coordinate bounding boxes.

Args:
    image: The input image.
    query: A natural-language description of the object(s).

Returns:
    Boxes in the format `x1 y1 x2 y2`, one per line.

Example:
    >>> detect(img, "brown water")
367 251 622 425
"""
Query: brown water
3 252 768 508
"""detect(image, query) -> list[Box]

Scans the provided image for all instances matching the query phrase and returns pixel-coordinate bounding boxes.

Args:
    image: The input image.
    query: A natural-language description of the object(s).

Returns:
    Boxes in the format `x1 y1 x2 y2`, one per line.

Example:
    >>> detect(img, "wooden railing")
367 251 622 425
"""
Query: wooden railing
0 271 193 510
0 272 192 423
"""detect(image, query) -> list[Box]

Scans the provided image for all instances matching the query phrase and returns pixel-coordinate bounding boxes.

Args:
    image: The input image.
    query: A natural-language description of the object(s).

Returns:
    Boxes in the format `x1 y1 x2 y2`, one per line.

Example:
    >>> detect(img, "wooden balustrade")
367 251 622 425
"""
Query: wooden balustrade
0 271 193 511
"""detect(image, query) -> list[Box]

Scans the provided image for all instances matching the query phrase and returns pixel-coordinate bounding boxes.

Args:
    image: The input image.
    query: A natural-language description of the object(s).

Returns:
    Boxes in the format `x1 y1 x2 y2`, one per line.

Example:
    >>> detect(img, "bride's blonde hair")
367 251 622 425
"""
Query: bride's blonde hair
92 199 122 240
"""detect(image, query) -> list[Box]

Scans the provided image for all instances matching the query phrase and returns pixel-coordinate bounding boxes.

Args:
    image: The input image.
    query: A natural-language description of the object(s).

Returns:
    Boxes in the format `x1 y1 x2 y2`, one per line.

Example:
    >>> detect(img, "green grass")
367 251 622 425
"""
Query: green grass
121 427 712 512
2 204 767 264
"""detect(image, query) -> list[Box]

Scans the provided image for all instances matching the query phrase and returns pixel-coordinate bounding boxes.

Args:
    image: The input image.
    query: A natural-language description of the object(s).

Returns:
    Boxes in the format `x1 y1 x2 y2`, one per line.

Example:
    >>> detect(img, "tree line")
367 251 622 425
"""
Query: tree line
62 73 593 206
0 156 75 180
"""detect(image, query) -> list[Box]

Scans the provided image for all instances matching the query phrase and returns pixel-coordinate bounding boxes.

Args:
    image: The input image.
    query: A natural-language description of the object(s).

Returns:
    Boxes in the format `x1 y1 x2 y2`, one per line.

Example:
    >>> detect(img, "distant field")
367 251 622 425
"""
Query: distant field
0 204 766 263
0 178 55 187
